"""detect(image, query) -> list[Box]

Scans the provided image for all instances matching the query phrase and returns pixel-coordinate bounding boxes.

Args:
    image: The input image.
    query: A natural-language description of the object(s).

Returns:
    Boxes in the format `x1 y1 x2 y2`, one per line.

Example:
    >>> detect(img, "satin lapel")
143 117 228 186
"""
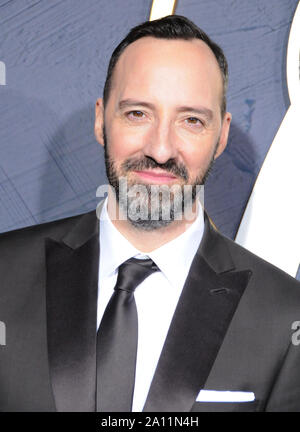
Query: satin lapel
144 214 252 412
45 210 100 412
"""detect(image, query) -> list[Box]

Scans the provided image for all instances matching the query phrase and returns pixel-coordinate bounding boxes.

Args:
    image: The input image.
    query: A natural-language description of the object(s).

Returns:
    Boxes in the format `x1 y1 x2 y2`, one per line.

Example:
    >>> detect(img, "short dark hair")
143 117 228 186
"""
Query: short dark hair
103 15 228 117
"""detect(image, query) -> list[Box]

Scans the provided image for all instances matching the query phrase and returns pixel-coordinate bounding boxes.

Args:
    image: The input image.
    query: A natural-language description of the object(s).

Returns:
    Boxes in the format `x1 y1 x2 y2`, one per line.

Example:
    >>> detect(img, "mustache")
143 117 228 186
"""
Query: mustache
120 157 189 181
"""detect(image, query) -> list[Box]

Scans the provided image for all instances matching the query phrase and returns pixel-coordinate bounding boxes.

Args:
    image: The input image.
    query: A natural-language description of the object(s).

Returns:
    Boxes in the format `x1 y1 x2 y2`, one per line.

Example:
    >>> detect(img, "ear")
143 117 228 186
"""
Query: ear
94 98 104 147
214 112 232 159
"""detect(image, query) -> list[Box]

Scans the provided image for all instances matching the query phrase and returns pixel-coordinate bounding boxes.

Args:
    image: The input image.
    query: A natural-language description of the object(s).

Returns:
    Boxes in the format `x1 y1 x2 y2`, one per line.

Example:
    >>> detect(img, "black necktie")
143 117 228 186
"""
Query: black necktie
96 257 159 412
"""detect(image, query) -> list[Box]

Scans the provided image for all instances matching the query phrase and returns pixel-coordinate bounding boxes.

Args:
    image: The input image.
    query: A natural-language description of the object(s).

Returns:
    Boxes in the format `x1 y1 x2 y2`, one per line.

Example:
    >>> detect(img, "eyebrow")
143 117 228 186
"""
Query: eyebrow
118 99 214 121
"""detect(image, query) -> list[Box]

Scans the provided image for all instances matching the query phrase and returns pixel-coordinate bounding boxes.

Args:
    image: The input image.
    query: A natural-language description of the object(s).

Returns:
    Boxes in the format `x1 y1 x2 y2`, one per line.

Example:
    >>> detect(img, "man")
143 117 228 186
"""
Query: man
0 15 300 412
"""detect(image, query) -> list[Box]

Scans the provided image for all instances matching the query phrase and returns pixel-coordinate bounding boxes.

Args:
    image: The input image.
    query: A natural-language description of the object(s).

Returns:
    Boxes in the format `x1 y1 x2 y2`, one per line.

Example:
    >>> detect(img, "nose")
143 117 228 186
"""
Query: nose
142 119 178 164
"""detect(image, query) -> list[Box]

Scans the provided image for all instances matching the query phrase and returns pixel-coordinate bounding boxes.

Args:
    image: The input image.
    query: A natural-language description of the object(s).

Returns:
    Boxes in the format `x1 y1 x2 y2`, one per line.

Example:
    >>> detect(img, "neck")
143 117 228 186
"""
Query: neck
106 192 199 253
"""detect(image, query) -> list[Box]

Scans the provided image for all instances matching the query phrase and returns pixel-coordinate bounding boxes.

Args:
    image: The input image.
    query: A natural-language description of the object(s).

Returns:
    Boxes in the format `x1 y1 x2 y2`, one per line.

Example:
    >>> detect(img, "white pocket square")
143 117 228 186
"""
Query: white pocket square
196 390 255 402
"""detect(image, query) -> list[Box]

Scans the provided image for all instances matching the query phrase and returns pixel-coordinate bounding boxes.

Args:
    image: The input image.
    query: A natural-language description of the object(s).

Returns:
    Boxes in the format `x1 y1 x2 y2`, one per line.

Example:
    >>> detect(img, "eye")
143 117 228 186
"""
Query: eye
127 110 145 120
185 117 203 127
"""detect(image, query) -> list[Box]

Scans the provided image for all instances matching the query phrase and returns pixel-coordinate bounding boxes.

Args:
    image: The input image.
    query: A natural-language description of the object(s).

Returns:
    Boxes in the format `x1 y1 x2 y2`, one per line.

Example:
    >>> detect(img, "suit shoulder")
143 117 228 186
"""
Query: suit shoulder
0 210 94 246
217 228 300 292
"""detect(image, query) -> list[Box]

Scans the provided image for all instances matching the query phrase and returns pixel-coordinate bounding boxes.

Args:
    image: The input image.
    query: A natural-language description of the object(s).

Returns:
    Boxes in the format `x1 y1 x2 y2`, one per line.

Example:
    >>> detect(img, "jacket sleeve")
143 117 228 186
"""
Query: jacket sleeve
265 340 300 411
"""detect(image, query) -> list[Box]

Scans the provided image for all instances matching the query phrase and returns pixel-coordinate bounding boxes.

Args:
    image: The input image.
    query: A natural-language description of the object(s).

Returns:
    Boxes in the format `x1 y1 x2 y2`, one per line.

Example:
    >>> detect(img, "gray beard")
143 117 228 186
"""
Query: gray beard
118 182 197 231
103 126 216 231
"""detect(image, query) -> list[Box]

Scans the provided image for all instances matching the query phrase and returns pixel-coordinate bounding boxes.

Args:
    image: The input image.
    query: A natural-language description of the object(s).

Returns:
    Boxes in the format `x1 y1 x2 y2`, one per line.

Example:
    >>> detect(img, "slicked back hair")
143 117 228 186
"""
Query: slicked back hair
102 15 228 118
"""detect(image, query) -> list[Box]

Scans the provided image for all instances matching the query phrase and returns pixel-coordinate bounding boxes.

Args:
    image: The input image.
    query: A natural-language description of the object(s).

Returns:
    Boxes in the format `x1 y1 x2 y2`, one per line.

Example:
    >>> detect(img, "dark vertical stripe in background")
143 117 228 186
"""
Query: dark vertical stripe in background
296 265 300 281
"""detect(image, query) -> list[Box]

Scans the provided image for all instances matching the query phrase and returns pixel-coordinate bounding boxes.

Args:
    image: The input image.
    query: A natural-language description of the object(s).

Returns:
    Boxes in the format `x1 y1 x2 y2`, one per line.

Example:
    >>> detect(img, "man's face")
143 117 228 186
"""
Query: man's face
95 37 231 228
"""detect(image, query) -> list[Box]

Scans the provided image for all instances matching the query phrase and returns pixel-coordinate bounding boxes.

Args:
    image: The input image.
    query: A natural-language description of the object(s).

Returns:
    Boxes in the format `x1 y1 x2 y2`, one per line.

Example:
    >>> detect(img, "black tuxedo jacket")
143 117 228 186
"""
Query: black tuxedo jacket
0 205 300 412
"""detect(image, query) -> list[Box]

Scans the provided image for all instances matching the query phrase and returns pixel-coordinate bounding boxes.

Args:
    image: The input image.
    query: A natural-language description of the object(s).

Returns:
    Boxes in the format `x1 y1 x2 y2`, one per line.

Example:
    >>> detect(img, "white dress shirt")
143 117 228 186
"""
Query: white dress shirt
97 198 204 411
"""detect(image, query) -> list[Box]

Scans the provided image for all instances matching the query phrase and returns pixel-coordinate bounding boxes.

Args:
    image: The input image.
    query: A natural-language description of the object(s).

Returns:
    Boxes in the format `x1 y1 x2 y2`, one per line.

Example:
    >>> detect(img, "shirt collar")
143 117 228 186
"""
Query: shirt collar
99 198 204 288
99 198 141 278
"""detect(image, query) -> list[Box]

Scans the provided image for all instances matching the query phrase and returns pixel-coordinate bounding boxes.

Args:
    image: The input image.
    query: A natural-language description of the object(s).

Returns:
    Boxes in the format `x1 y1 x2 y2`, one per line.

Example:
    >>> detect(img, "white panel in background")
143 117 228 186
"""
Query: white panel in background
149 0 177 21
0 61 6 85
236 2 300 278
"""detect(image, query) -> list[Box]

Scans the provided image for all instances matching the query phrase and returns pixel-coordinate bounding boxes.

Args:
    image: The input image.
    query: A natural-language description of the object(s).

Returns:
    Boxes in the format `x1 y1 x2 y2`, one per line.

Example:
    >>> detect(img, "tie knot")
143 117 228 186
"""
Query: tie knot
115 257 159 293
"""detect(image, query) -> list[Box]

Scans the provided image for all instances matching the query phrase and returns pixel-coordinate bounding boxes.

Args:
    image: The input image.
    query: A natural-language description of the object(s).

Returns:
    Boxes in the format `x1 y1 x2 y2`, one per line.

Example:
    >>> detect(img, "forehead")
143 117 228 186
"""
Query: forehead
110 37 223 108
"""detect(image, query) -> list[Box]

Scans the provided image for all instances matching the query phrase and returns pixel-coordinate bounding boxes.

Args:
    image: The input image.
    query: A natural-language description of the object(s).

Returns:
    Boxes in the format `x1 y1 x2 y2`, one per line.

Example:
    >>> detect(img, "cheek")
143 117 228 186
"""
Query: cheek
183 146 213 167
181 146 216 178
108 124 147 160
176 126 220 171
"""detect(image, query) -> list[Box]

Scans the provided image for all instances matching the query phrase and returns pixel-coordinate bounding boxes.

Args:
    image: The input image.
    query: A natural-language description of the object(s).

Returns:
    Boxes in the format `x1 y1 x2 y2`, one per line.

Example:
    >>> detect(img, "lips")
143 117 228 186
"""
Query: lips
133 170 177 183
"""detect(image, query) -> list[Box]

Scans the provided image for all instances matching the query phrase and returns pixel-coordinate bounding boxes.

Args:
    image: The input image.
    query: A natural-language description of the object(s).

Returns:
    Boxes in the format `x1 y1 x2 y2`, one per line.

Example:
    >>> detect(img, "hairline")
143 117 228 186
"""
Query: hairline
103 19 228 118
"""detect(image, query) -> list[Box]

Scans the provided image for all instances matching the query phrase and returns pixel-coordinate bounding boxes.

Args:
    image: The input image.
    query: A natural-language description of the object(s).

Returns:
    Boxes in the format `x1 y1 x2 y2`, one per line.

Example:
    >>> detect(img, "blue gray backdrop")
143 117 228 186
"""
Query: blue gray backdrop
0 0 298 237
